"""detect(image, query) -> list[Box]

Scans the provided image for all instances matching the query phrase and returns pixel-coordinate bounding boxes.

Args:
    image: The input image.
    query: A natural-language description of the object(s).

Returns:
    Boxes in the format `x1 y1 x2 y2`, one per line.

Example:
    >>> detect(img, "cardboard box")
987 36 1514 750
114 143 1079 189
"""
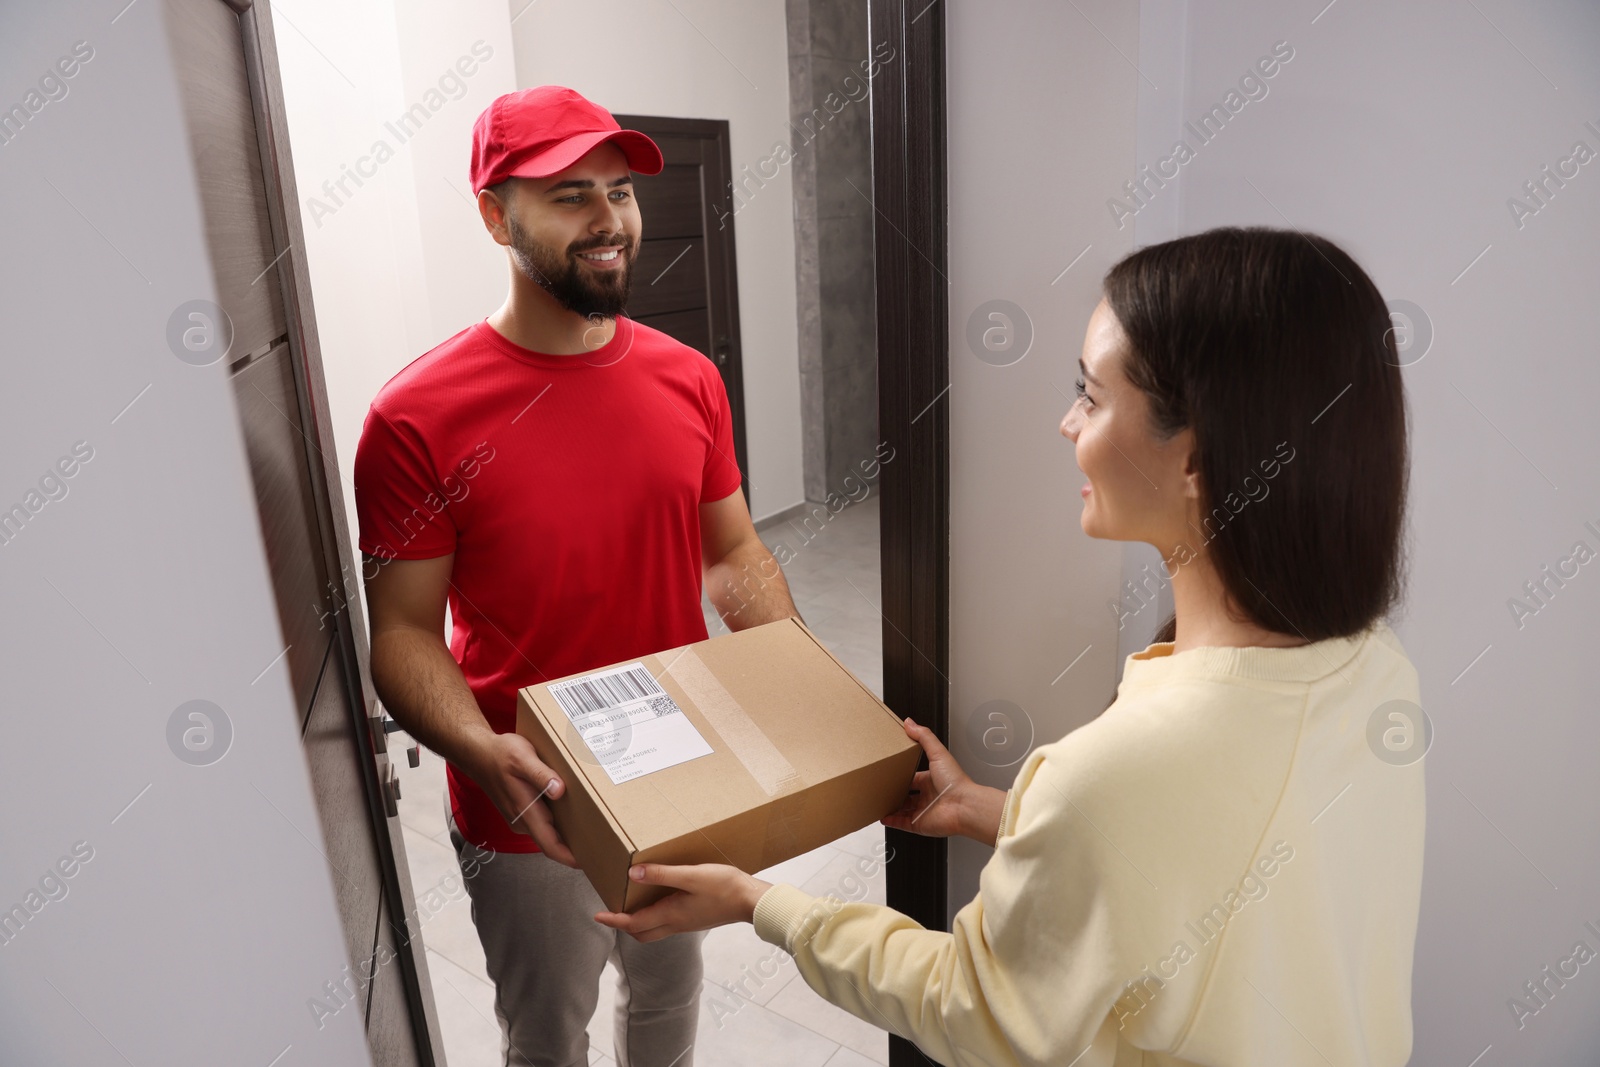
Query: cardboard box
515 616 922 912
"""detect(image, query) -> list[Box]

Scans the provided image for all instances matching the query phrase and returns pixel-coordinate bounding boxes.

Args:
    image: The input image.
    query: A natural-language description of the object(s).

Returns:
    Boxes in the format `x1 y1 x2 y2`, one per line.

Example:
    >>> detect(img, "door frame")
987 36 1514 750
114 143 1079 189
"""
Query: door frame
235 0 445 1061
237 0 949 1060
869 3 951 1065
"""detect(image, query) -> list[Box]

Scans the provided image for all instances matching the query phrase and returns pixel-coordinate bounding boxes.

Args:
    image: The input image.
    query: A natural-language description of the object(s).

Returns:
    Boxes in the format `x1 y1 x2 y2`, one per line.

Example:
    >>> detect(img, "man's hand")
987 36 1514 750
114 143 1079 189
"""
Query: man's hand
364 553 583 862
466 730 580 867
593 862 772 942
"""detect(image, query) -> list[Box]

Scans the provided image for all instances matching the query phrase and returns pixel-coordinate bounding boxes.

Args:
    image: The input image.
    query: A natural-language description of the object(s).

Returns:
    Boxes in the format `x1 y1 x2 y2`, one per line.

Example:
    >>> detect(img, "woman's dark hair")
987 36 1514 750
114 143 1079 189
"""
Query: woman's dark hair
1102 225 1409 644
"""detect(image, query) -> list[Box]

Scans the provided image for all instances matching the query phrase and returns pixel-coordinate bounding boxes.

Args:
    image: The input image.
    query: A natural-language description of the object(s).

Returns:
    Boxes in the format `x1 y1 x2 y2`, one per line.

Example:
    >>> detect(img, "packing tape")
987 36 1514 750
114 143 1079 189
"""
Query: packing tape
663 646 804 798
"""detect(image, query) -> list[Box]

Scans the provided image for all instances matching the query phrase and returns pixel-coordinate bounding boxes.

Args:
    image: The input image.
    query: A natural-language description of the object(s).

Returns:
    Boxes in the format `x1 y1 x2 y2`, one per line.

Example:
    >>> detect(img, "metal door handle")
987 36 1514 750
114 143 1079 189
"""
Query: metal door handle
379 713 421 768
382 762 401 817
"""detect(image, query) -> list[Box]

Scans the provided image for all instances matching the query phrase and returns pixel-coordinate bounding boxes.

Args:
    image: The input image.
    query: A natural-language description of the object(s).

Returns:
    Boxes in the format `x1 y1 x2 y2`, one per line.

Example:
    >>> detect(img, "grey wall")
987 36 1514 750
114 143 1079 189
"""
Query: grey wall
947 0 1600 1062
788 0 881 503
0 3 373 1064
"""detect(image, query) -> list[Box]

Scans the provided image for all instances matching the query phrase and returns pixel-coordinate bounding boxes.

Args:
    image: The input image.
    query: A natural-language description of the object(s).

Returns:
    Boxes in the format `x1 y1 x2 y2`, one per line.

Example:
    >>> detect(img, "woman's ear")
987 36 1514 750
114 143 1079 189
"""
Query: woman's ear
1174 428 1202 500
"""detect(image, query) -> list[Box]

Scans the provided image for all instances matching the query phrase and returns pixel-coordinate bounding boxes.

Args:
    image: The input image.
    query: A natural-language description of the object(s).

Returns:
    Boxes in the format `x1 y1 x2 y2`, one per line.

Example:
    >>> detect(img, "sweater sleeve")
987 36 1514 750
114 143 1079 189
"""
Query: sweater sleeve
751 742 1175 1067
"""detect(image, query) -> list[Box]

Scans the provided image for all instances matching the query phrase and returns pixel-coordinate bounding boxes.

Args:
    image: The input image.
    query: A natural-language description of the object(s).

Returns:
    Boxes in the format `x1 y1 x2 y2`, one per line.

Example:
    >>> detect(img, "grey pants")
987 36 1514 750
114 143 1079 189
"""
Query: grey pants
447 798 706 1067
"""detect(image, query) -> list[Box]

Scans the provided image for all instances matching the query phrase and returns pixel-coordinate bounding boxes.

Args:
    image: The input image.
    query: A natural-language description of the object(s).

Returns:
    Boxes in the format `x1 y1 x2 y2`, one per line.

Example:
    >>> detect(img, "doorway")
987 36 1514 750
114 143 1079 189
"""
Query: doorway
256 1 951 1064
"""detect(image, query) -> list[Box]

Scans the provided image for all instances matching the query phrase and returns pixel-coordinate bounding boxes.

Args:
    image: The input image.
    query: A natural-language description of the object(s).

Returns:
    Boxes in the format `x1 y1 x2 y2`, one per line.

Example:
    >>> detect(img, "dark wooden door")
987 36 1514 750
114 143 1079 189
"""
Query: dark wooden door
613 115 750 503
869 4 951 1066
163 0 442 1062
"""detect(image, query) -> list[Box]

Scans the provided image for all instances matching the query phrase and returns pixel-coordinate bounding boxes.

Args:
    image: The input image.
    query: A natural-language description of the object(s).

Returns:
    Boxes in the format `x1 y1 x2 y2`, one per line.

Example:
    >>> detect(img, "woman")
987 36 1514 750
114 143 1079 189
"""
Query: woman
595 226 1425 1066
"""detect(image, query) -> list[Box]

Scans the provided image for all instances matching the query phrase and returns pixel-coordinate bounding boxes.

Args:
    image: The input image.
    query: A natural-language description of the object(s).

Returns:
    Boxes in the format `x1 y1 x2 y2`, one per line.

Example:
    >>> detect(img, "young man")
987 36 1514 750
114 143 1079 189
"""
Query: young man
354 85 799 1067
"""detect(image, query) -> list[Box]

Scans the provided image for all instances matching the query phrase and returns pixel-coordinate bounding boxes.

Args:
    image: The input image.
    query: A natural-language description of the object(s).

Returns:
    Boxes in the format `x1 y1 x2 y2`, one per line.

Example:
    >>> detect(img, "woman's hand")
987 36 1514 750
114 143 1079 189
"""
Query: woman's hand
881 716 974 838
882 717 1009 845
594 863 773 942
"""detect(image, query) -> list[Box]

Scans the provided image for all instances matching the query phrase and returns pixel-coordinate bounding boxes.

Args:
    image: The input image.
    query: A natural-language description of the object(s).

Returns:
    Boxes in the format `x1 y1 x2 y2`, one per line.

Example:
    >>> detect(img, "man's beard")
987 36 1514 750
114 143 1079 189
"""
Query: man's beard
506 213 635 320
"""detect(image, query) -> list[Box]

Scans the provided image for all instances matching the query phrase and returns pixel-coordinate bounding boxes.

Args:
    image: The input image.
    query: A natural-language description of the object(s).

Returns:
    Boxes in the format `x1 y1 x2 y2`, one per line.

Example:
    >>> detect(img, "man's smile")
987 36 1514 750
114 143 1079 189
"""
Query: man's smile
577 246 624 268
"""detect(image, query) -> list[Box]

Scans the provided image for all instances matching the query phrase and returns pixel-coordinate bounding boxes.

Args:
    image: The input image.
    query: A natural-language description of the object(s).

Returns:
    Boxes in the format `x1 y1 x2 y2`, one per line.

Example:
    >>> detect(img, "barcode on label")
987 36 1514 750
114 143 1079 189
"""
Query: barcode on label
549 663 665 719
647 695 682 718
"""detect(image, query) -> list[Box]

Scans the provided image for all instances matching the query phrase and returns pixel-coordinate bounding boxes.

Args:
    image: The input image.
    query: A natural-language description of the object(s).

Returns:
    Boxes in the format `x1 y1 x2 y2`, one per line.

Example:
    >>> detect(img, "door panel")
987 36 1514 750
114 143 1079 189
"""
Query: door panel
632 308 711 353
634 163 705 239
163 0 442 1061
301 640 385 991
365 885 426 1067
617 115 750 499
629 237 707 316
231 341 330 714
164 0 288 361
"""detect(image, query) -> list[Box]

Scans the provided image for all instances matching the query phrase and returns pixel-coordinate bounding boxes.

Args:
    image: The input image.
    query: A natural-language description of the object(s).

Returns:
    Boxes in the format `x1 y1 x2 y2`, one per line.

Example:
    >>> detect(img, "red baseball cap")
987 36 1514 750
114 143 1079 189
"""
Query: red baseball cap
470 85 664 194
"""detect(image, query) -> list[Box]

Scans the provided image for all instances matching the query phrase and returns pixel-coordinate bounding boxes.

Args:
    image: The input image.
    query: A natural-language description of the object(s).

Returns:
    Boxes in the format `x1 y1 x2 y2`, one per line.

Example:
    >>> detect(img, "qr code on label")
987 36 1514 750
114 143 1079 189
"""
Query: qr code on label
647 695 682 719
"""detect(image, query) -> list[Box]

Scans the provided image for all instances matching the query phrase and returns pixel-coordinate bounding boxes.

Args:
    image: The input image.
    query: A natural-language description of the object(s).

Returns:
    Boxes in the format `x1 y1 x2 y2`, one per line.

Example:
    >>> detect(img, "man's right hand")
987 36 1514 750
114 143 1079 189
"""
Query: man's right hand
468 730 580 867
363 553 583 868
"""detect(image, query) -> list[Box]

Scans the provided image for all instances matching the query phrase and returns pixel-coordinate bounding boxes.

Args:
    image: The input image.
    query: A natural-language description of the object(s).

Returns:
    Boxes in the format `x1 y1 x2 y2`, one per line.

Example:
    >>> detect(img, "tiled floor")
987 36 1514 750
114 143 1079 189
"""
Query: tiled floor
391 494 887 1066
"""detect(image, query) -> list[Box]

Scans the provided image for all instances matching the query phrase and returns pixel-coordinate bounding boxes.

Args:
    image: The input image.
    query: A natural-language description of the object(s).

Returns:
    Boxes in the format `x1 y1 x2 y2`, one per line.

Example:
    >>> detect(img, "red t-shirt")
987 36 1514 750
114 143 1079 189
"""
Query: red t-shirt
353 315 742 853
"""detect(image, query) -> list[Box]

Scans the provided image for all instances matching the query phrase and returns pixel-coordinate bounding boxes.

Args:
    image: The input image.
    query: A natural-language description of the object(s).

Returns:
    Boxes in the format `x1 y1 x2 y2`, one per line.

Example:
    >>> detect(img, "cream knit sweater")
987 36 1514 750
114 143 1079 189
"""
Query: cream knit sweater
753 622 1426 1066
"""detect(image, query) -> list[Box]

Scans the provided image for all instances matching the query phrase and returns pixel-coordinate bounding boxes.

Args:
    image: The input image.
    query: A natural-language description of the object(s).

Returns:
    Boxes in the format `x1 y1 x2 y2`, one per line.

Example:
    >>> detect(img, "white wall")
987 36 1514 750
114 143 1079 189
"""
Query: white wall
947 0 1600 1062
0 2 371 1062
1149 2 1600 1062
944 0 1140 920
508 0 805 522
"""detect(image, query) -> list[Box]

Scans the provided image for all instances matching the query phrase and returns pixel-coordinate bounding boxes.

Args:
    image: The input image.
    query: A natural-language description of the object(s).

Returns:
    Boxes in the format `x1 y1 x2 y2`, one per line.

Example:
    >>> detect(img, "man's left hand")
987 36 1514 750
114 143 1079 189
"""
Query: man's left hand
594 862 773 942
